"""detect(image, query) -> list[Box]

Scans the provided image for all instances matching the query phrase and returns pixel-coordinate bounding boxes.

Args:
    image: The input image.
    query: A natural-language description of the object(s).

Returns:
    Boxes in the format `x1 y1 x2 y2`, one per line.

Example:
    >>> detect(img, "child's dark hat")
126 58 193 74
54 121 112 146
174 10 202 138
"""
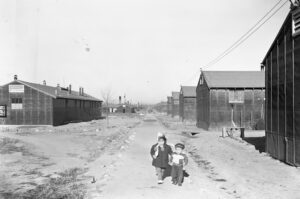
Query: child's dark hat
175 143 185 149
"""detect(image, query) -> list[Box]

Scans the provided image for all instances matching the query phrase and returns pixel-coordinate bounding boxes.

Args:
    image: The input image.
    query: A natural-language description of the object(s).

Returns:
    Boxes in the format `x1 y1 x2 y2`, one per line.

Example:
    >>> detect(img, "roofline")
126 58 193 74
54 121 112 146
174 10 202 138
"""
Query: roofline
208 87 265 89
201 70 265 89
2 80 102 102
56 97 103 102
1 80 56 98
261 11 291 64
17 80 57 98
180 85 196 97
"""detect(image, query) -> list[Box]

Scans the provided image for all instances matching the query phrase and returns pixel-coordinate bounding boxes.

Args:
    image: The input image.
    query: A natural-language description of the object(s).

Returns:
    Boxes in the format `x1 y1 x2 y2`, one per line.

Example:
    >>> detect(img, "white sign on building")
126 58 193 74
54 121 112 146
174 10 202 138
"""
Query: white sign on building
11 104 23 110
9 85 24 93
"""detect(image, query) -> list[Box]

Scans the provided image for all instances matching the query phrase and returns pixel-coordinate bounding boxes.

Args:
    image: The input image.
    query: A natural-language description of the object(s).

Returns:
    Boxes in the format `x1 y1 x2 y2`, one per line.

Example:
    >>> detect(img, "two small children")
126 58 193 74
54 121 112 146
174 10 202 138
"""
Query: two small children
170 143 188 186
150 132 188 186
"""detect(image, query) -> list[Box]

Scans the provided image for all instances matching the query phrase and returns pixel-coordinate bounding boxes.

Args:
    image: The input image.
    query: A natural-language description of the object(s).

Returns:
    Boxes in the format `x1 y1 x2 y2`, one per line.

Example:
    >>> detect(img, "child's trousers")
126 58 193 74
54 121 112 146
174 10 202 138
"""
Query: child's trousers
155 167 165 181
171 165 183 184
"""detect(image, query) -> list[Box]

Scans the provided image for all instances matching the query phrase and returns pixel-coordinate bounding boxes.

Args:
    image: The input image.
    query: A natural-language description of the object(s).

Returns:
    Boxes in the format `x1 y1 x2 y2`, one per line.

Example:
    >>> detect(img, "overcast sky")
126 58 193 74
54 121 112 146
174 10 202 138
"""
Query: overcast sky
0 0 290 104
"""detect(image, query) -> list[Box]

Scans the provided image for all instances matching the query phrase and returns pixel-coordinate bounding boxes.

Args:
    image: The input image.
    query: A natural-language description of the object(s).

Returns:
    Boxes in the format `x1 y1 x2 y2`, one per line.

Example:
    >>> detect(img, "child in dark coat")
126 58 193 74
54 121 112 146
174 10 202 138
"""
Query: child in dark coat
170 143 188 186
150 134 173 184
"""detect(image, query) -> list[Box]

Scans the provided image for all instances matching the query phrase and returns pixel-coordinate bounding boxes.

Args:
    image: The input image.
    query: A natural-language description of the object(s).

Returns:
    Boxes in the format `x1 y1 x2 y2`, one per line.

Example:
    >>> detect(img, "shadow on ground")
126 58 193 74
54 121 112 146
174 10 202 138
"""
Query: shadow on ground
243 136 266 153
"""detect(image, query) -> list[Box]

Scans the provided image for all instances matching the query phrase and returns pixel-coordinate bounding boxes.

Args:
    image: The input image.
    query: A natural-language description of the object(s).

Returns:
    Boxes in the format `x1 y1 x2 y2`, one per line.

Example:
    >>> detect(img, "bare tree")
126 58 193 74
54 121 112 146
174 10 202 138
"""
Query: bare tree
101 88 113 128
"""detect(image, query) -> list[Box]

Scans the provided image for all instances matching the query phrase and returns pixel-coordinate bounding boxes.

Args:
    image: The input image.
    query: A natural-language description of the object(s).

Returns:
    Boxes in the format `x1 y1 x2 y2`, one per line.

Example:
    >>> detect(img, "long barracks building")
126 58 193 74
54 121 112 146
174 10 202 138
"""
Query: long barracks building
0 75 102 126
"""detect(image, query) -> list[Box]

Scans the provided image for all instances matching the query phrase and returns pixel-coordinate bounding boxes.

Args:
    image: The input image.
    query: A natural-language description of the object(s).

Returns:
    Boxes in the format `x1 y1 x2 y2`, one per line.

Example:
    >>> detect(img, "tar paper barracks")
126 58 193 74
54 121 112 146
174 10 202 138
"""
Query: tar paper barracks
262 3 300 166
196 71 265 130
0 75 102 126
179 86 196 121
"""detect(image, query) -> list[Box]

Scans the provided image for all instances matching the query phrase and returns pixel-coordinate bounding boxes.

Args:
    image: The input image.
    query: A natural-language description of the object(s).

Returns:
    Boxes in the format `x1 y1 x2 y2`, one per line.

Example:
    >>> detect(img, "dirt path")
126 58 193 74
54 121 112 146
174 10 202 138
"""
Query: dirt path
0 116 141 198
90 115 233 199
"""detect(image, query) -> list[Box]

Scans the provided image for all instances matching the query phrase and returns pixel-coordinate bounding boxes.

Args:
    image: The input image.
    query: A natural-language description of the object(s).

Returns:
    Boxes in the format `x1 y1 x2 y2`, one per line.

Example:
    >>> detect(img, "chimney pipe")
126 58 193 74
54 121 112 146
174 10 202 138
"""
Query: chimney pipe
56 84 61 95
81 88 84 96
68 84 72 94
14 75 18 80
43 80 46 85
57 84 61 91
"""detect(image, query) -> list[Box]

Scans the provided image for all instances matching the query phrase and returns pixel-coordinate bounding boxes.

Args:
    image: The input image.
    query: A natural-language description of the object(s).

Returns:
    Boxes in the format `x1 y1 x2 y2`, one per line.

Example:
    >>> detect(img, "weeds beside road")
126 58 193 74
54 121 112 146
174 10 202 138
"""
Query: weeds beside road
0 115 141 199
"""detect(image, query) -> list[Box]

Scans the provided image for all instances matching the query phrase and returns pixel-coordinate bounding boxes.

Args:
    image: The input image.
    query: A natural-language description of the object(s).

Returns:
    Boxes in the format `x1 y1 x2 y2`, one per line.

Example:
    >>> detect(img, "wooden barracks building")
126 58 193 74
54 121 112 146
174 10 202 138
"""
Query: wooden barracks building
179 86 196 121
262 2 300 166
0 75 102 126
196 71 265 130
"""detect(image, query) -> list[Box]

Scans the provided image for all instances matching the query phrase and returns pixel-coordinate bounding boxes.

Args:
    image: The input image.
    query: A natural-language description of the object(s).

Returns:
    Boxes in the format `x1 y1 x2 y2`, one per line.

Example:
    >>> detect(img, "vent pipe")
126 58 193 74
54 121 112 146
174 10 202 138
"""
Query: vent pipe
68 84 72 94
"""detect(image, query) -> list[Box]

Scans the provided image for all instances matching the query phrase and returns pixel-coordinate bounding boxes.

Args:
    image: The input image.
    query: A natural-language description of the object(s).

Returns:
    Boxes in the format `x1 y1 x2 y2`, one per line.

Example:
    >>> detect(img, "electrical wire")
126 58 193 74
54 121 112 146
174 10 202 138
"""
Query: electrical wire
203 0 288 69
180 0 289 85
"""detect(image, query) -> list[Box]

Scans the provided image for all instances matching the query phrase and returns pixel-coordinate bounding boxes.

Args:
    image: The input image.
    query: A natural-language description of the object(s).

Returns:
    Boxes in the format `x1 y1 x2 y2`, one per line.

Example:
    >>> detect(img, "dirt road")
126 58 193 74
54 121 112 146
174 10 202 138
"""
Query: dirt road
90 115 232 199
1 114 299 198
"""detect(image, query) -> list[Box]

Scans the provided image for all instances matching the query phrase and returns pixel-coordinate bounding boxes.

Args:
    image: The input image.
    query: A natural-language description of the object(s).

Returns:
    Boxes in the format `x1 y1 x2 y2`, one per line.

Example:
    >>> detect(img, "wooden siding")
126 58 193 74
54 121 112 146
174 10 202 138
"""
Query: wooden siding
0 82 53 125
196 78 210 129
263 11 300 166
208 89 265 130
53 98 102 126
197 75 265 130
179 94 196 121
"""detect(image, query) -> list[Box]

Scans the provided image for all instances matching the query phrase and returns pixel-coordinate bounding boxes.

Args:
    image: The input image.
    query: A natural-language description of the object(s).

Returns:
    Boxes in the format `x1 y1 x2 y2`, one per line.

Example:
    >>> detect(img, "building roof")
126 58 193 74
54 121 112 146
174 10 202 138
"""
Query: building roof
180 86 196 97
14 80 101 101
202 71 265 89
171 92 180 100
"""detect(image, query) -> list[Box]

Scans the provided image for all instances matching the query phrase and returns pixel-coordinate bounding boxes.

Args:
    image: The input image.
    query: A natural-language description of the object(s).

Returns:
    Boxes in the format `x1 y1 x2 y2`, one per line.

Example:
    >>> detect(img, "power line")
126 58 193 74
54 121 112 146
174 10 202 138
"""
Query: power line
181 68 201 85
203 0 288 69
205 0 284 67
180 0 288 85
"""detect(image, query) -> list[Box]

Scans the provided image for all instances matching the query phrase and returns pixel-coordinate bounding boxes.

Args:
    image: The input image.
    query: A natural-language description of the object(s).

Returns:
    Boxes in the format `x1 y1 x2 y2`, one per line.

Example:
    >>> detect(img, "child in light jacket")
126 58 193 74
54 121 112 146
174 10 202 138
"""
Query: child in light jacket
170 143 188 186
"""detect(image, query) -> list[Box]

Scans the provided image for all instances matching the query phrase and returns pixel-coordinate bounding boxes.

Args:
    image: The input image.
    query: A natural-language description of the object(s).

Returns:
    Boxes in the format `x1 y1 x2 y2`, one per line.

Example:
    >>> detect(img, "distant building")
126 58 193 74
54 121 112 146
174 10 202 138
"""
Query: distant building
116 104 136 114
0 76 102 126
167 96 172 115
179 86 196 121
102 104 119 113
171 92 180 117
196 71 265 130
262 4 300 166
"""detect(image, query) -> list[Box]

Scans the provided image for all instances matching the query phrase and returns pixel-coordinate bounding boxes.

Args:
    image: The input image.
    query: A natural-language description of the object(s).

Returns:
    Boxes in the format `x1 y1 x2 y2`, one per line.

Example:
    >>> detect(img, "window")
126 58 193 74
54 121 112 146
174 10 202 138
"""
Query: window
229 90 244 103
292 8 300 36
11 98 22 103
11 98 23 109
0 105 7 117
